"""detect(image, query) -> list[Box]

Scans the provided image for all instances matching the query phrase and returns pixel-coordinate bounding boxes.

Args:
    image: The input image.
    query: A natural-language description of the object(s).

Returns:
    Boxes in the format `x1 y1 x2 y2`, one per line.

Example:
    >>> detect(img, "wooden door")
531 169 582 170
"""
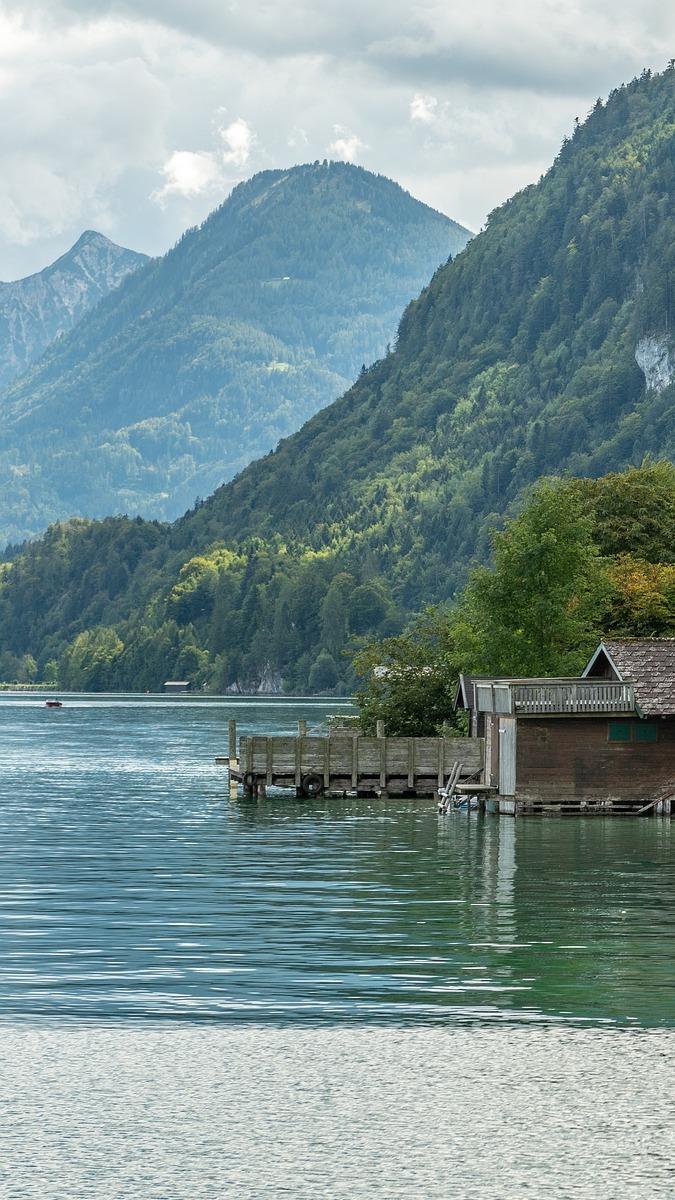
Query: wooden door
498 716 517 796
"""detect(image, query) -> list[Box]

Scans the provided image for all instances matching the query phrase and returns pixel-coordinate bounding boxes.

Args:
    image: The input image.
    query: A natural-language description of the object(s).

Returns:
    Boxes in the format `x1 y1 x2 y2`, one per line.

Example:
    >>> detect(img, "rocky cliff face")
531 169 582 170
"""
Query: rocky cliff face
635 334 675 392
0 231 148 388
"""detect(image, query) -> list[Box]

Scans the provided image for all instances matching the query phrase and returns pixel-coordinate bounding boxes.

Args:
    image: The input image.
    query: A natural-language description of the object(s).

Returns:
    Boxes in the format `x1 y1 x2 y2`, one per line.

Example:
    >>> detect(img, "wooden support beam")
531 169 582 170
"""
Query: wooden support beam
295 736 302 790
228 719 238 800
323 737 330 791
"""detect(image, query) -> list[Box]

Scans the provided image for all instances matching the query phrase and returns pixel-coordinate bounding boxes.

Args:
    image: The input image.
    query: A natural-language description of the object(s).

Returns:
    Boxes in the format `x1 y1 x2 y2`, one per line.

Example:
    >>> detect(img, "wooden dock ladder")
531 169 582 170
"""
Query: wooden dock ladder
438 761 463 813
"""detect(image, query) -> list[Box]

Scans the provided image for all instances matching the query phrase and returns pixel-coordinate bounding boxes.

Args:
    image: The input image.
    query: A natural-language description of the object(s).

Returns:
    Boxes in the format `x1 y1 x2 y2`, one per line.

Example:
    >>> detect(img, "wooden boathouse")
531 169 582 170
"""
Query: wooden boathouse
458 639 675 815
218 639 675 816
219 718 487 800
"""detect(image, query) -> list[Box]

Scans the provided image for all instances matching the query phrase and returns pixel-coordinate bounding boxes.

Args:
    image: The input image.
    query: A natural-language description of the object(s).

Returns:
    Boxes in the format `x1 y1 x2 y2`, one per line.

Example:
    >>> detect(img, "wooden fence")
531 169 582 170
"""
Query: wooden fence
232 732 484 797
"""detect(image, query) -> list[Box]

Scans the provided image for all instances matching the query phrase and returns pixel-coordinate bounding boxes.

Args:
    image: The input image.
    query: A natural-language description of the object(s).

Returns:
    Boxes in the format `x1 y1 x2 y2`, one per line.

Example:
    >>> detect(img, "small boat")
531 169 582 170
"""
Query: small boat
454 793 479 810
45 699 63 708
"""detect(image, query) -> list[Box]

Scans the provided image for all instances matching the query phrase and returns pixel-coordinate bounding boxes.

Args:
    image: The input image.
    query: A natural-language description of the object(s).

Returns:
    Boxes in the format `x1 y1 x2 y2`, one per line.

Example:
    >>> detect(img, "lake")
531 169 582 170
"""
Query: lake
2 693 674 1197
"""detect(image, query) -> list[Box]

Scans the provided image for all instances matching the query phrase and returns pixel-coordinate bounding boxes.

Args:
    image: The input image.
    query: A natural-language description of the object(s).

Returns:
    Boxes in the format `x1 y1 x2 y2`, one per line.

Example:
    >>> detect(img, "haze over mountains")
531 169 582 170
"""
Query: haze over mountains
0 231 148 390
0 163 470 548
2 67 675 692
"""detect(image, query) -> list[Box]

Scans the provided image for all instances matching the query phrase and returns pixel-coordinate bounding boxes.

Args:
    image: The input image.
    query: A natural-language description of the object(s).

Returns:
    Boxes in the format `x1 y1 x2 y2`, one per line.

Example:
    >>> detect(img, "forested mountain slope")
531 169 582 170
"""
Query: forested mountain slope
0 163 468 546
179 67 675 608
0 231 148 388
3 67 675 693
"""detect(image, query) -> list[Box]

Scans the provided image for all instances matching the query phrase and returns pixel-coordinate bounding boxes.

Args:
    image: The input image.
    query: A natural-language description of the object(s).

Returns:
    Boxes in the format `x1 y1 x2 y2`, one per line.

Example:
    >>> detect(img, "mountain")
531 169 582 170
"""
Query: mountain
0 231 149 388
176 67 675 602
4 67 675 692
0 163 470 546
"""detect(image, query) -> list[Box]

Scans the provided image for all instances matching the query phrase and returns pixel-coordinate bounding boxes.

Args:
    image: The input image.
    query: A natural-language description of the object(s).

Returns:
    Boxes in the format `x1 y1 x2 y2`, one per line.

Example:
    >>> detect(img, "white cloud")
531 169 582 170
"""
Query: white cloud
0 1 674 278
151 116 255 208
410 94 438 124
328 125 366 163
151 150 221 205
218 116 255 169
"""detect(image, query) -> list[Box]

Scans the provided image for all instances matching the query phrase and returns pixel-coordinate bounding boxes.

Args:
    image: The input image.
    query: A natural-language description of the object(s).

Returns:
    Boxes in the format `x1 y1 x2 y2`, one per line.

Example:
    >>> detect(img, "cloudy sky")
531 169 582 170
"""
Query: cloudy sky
0 0 673 279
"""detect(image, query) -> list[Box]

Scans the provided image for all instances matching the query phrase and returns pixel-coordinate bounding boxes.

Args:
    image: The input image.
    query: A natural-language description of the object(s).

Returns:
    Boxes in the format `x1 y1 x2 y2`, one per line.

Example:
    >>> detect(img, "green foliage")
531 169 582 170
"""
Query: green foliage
601 554 675 636
175 67 675 616
59 628 124 691
571 460 675 563
353 463 675 730
10 71 675 693
308 650 340 693
454 479 608 677
352 608 463 736
0 512 400 691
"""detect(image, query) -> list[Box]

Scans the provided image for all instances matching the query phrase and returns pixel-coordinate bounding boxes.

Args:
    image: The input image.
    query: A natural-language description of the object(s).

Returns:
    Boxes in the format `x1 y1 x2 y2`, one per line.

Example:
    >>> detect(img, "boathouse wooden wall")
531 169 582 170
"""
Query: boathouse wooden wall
516 716 675 805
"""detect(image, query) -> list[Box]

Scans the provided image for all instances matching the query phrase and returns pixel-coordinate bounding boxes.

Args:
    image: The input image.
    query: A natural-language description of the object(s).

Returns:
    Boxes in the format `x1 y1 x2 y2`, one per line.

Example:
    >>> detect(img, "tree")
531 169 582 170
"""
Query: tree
308 650 339 692
573 460 675 564
601 555 675 636
351 481 609 733
455 478 608 677
320 572 355 655
351 607 463 736
59 628 124 690
18 654 38 684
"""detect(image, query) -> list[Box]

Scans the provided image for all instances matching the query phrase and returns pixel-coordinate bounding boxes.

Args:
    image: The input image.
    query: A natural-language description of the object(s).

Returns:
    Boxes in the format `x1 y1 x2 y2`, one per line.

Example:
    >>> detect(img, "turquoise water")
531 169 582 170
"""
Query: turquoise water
2 693 675 1197
1 692 674 1026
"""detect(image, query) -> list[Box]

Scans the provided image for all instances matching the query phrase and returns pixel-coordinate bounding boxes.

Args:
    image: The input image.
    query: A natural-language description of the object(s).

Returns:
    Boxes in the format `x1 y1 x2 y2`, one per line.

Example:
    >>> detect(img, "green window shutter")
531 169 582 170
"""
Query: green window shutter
634 722 658 742
608 720 631 742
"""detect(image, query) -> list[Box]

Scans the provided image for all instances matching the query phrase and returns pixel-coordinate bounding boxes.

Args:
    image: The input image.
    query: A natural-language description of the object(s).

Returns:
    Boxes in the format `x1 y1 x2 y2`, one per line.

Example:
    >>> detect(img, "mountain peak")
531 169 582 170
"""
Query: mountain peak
0 164 471 545
0 233 149 390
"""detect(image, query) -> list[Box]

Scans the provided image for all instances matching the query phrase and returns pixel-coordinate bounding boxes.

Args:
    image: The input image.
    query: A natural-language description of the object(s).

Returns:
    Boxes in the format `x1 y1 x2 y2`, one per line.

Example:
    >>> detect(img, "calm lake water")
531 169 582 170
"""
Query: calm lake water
2 693 675 1197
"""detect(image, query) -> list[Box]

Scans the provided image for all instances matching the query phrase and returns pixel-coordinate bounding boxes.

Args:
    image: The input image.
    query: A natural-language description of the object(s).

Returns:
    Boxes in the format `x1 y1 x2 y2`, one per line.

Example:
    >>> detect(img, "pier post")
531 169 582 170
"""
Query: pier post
228 719 238 799
298 720 307 736
377 722 387 796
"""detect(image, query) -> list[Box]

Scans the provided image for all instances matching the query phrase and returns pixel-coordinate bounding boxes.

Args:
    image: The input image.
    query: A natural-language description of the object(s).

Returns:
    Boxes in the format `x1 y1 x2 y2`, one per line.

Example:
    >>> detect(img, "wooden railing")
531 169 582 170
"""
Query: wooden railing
512 682 634 714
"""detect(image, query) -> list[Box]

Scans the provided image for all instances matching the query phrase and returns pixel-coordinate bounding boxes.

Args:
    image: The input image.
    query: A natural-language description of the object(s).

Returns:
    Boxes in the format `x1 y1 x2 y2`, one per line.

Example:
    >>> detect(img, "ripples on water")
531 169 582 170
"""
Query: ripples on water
2 695 675 1197
2 1024 674 1199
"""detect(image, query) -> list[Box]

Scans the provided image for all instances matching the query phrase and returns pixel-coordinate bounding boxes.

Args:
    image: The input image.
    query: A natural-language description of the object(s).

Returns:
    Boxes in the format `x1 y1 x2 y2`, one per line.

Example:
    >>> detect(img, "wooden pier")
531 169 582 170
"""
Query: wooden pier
217 720 487 799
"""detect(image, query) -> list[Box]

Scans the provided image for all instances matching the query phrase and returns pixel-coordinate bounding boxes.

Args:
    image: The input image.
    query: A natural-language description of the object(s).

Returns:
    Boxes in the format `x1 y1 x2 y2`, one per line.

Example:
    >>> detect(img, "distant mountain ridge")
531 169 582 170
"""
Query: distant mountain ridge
0 231 149 388
0 163 471 546
5 70 675 690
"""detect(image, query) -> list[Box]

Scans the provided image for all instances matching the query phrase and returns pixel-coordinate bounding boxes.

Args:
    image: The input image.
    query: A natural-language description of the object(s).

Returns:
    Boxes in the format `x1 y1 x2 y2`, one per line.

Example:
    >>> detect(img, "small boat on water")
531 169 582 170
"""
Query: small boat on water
45 699 63 708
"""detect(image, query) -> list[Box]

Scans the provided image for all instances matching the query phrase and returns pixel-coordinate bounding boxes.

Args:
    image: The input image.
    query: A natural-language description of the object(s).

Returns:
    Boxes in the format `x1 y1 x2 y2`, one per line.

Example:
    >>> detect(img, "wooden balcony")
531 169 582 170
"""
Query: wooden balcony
472 678 635 715
511 681 635 715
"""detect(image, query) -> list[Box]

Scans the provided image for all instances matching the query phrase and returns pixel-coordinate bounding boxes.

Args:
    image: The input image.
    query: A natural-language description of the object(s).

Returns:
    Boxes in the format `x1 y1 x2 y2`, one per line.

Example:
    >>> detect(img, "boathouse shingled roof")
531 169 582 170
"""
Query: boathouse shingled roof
583 638 675 715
